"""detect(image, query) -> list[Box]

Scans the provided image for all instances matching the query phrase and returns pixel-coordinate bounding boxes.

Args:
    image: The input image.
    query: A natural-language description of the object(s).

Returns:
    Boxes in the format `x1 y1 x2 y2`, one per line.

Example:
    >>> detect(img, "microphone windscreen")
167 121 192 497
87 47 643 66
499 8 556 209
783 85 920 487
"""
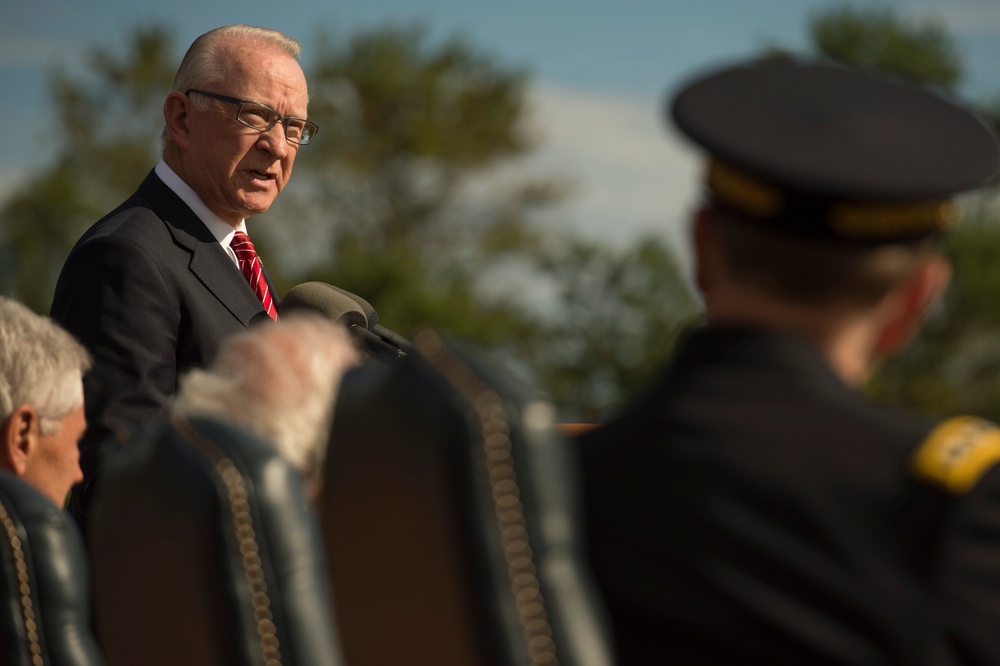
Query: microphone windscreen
280 282 368 330
321 285 379 329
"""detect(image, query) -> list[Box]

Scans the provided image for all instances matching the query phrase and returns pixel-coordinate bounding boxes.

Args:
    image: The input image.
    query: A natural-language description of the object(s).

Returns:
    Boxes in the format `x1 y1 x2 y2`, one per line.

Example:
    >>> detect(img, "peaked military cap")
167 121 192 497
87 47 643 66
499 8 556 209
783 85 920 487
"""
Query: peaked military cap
670 58 1000 242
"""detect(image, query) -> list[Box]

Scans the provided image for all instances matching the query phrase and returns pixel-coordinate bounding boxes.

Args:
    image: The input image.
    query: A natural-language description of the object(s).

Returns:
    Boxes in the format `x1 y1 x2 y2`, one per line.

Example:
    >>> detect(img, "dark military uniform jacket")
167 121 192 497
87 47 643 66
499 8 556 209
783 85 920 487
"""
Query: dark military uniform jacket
577 325 1000 665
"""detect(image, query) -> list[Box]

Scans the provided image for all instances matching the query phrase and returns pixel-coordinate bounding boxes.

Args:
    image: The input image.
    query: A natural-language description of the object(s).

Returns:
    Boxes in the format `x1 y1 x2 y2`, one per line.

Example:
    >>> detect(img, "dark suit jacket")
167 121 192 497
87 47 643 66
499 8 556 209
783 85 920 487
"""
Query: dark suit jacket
51 170 278 520
577 325 1000 665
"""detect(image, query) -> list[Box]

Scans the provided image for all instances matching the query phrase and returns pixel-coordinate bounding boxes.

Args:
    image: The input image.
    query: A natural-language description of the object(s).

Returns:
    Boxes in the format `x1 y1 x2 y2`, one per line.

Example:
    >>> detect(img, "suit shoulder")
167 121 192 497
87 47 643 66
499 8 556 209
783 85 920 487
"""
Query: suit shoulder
910 416 1000 494
82 202 170 244
59 209 171 279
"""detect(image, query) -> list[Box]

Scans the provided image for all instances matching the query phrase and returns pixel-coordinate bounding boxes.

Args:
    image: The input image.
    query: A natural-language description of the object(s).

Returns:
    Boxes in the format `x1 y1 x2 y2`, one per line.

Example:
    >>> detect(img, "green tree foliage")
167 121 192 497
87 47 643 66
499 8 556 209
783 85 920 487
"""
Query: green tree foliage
263 24 698 420
0 25 172 310
267 24 566 347
529 235 699 421
810 6 962 89
763 5 962 90
0 22 697 420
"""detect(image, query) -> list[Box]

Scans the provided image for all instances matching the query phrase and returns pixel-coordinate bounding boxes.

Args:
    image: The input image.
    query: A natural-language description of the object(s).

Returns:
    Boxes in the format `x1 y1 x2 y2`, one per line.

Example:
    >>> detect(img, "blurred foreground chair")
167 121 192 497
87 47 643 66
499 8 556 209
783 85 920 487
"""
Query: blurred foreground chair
0 471 104 666
321 332 614 666
88 418 342 666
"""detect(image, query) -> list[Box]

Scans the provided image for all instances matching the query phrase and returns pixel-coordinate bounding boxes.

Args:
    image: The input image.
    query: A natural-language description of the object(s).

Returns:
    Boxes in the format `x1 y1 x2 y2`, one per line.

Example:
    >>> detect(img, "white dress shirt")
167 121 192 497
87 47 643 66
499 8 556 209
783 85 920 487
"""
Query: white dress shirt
154 159 246 267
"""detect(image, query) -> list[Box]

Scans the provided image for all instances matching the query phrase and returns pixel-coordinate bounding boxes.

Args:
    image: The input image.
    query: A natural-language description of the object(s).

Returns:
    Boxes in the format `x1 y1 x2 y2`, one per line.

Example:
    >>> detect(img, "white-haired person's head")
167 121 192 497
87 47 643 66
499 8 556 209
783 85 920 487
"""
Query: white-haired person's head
0 296 92 506
172 314 360 499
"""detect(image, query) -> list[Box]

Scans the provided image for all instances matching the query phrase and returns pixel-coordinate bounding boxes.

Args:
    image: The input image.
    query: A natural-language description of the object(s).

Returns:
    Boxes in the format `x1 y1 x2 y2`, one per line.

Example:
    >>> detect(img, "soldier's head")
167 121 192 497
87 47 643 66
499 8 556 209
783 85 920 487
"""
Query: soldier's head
669 58 999 366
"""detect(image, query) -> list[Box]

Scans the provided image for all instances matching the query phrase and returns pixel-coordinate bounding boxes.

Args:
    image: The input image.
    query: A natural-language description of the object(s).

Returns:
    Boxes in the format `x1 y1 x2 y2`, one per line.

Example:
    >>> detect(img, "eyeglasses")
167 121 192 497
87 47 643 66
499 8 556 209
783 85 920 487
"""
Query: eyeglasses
186 89 319 145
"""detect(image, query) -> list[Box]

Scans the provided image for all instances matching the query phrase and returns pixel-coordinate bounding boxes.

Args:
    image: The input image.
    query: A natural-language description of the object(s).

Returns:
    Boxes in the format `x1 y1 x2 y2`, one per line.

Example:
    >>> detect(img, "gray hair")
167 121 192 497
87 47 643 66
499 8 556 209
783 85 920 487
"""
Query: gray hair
172 24 301 94
0 297 91 436
172 314 359 497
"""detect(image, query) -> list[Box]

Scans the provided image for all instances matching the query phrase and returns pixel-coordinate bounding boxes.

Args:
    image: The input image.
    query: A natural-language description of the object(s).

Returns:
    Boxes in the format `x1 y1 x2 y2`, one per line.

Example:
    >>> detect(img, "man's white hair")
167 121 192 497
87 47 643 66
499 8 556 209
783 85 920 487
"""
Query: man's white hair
172 314 359 496
0 297 91 435
171 24 302 95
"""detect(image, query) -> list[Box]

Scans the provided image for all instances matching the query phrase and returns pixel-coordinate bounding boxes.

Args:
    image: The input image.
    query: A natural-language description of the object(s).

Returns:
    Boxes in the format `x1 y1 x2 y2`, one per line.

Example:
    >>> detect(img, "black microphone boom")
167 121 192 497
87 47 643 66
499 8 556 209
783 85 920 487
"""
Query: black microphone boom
279 282 413 362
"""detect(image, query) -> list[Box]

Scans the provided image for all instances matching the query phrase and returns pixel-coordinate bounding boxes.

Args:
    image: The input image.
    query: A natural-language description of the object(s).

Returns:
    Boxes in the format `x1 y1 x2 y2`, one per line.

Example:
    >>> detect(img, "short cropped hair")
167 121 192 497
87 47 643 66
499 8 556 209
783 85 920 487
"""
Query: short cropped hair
172 24 301 95
172 314 359 496
708 205 941 309
0 297 91 436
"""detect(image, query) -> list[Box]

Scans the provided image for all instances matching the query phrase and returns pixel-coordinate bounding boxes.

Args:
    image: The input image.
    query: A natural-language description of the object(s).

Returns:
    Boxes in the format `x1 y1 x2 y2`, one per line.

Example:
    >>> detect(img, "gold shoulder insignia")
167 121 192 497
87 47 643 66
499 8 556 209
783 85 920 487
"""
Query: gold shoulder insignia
911 416 1000 493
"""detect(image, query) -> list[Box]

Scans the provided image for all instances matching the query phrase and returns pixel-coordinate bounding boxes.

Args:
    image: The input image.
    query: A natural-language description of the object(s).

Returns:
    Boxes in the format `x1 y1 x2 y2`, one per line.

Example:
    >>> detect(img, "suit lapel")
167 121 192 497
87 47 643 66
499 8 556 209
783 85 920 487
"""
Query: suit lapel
137 173 268 327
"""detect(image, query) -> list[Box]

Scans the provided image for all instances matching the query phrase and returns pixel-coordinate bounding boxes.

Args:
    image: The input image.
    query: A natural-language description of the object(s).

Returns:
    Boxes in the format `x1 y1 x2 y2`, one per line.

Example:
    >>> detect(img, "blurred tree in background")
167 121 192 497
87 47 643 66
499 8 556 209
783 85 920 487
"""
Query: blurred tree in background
770 5 1000 420
810 5 962 88
764 5 962 87
269 25 568 347
7 6 996 422
0 22 696 421
0 26 172 309
528 235 700 417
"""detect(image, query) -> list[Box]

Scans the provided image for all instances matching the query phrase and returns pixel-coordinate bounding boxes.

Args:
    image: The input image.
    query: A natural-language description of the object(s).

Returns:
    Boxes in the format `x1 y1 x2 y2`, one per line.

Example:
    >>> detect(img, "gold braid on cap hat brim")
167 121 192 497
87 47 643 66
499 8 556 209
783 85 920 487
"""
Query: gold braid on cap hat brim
706 160 958 240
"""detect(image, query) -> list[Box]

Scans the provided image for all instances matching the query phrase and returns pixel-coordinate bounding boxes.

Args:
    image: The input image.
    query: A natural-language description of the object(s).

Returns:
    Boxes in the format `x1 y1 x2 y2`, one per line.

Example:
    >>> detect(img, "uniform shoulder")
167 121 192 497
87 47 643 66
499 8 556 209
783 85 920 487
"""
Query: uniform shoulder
910 416 1000 494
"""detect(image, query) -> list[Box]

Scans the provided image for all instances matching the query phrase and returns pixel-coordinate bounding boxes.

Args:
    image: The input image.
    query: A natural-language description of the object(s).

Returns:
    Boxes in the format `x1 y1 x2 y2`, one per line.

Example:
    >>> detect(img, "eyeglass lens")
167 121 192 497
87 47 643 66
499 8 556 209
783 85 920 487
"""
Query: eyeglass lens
237 103 316 144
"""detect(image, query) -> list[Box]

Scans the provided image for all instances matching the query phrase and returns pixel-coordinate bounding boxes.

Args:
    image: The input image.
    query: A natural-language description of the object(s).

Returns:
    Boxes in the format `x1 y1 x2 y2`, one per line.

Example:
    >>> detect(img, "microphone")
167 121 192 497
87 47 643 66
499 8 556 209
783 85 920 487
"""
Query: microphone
280 282 413 362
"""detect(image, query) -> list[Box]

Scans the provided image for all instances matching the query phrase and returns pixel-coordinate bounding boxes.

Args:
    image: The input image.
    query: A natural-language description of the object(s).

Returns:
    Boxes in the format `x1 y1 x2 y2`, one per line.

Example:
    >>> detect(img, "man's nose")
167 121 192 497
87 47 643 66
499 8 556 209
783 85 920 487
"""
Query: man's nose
257 123 291 158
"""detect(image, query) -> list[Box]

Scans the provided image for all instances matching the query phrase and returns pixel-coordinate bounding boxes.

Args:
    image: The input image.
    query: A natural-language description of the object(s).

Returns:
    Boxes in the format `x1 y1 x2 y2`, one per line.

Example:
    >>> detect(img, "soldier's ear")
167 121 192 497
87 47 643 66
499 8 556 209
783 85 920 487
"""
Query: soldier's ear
1 405 39 476
874 254 951 356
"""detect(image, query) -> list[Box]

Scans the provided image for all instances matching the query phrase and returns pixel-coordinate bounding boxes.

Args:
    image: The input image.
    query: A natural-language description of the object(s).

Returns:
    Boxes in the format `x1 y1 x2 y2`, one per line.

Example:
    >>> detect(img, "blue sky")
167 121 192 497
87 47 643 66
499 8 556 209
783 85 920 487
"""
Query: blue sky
2 0 999 261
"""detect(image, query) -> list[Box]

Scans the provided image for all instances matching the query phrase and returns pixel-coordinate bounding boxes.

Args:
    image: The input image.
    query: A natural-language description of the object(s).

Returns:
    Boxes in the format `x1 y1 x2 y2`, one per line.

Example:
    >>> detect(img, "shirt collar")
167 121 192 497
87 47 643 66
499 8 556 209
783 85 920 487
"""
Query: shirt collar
154 160 248 246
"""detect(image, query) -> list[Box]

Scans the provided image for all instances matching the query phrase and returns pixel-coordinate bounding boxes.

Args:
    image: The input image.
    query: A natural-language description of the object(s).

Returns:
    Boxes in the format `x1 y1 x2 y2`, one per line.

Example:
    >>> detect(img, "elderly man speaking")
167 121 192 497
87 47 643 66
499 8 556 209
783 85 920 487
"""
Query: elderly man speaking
50 25 318 528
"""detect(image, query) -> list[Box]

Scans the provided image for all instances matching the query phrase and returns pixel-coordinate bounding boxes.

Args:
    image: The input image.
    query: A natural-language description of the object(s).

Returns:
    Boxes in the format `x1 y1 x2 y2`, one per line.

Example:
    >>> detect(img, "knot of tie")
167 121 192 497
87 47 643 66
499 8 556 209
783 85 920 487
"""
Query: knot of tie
231 231 277 320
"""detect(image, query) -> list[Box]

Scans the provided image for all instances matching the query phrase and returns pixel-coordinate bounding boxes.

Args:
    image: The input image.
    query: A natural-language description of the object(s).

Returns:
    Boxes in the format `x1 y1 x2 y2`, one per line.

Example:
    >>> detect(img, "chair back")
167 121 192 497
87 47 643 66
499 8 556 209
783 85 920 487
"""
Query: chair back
89 417 342 666
321 333 614 666
0 471 104 666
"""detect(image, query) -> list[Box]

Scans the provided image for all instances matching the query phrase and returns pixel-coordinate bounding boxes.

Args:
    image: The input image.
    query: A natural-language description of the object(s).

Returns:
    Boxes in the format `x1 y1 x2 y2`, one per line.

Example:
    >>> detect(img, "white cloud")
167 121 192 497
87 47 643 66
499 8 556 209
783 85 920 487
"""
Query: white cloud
905 2 1000 35
518 82 702 262
0 168 28 203
0 32 76 69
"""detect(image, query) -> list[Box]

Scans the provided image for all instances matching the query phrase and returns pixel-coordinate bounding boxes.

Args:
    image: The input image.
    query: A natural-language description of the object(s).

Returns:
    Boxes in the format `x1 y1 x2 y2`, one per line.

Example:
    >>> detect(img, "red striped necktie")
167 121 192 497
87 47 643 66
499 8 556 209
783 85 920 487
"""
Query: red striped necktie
231 231 277 320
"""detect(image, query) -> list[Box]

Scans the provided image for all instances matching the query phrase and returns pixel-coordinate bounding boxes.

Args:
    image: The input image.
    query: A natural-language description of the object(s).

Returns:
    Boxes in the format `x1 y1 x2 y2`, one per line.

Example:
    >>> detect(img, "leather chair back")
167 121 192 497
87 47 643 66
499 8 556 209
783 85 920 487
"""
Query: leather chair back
0 471 104 666
88 417 342 666
320 333 614 666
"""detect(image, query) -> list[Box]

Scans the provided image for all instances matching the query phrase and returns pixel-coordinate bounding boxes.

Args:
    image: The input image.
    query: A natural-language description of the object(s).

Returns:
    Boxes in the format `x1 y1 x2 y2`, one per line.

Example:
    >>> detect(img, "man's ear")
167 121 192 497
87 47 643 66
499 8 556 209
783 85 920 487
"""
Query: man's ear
874 254 952 356
163 91 194 150
1 405 39 476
